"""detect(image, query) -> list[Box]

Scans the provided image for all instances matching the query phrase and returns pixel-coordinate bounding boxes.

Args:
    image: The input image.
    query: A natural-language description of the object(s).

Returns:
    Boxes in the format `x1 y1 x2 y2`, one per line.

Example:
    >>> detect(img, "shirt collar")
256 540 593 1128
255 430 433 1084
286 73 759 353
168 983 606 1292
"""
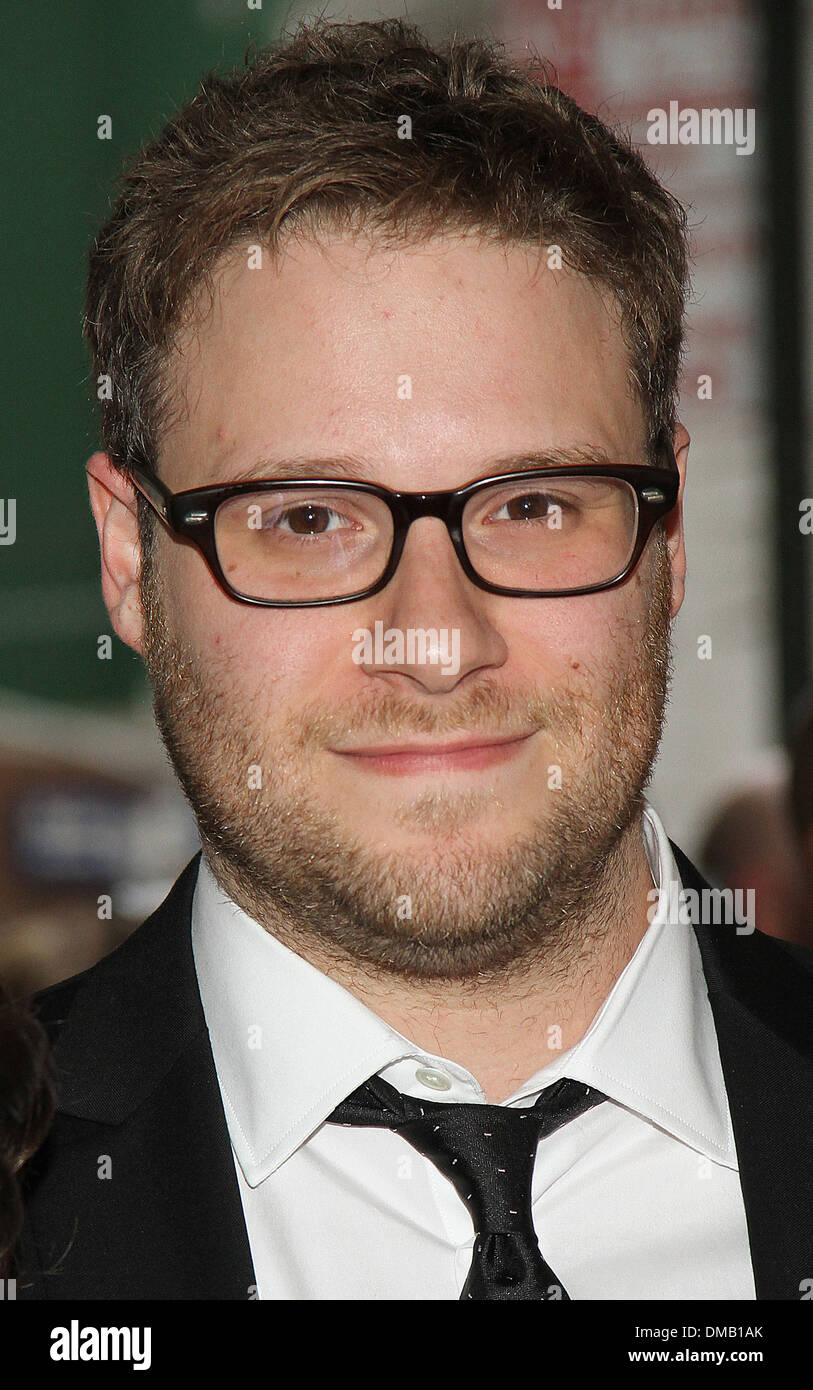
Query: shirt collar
191 860 419 1184
515 805 737 1169
191 801 736 1186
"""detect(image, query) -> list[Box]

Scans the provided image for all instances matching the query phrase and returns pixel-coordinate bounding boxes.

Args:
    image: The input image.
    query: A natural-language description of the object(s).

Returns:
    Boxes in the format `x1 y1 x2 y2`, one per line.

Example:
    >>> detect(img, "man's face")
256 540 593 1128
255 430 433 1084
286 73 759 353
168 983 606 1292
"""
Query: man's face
125 230 686 981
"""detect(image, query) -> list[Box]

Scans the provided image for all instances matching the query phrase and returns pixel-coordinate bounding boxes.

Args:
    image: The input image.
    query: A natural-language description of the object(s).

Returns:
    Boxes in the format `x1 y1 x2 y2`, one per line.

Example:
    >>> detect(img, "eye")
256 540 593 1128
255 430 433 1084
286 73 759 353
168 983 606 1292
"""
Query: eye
265 502 351 536
488 489 564 523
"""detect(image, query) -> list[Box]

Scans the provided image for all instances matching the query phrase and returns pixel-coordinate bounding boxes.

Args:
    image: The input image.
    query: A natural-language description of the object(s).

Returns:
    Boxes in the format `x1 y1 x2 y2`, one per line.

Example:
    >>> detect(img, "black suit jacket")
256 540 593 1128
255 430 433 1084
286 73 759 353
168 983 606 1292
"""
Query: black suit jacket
14 843 813 1300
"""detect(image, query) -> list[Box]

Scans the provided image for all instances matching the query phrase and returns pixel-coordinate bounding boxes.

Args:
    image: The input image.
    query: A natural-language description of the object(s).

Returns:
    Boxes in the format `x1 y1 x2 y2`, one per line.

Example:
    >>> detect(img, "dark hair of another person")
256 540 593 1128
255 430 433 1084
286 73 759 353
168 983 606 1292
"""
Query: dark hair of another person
0 984 56 1280
81 15 690 570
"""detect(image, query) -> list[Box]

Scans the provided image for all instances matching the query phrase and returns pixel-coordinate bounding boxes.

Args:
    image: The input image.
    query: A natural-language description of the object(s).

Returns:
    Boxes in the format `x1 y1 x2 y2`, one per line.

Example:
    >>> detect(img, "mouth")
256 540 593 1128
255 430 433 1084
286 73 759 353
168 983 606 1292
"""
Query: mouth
329 730 538 776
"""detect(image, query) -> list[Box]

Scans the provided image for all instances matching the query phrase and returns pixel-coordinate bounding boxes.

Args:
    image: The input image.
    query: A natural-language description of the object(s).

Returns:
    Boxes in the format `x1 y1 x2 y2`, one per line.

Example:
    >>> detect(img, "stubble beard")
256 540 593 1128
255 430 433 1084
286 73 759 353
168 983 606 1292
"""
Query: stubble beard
140 528 674 986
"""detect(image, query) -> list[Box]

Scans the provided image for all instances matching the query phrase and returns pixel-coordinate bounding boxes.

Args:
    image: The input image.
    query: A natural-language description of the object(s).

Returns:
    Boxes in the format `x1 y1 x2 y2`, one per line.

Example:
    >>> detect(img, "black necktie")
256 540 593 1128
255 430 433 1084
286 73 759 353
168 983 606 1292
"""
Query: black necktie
325 1072 606 1300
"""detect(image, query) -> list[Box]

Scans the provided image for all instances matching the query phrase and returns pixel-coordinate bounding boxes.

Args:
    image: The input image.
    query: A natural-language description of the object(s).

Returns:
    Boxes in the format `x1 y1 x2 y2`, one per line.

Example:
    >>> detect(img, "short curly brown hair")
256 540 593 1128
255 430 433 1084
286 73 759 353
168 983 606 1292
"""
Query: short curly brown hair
83 14 690 506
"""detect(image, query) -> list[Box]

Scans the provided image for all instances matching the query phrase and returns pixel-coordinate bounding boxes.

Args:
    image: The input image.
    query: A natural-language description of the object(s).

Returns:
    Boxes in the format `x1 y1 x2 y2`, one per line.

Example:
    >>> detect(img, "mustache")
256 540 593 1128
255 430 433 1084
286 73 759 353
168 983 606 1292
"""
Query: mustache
291 679 588 751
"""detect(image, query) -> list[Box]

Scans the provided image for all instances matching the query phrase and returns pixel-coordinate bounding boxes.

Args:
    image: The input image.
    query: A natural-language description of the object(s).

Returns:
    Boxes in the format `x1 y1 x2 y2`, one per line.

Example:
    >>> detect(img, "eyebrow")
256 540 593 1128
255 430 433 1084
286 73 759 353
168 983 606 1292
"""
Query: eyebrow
220 443 624 488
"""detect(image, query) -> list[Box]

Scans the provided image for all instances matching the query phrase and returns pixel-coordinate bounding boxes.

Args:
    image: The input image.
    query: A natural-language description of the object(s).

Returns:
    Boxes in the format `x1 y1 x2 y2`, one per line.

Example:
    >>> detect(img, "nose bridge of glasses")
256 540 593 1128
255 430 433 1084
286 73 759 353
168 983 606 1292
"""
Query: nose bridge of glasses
394 490 465 561
398 489 458 521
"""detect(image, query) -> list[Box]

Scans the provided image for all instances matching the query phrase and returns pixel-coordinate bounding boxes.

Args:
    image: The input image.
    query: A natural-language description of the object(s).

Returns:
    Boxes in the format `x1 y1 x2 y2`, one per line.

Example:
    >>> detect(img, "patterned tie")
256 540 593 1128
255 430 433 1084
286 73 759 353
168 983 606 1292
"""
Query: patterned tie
325 1072 606 1300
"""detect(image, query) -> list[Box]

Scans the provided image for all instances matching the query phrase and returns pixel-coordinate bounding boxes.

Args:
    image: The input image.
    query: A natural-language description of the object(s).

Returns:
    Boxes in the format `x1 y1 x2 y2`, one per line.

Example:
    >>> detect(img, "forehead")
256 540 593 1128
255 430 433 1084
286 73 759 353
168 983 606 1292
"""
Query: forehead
159 229 645 491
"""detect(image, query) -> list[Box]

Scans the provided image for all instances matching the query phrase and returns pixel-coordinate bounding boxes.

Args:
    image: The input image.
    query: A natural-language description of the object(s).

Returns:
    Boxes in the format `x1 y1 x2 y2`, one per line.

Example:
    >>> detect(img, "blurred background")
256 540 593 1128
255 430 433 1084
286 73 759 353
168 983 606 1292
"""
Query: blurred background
2 0 812 994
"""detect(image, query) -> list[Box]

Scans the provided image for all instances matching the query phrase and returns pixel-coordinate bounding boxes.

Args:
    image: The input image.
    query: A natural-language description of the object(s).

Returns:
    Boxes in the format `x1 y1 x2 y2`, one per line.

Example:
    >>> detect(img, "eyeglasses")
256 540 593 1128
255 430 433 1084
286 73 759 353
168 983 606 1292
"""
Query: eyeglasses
128 434 679 608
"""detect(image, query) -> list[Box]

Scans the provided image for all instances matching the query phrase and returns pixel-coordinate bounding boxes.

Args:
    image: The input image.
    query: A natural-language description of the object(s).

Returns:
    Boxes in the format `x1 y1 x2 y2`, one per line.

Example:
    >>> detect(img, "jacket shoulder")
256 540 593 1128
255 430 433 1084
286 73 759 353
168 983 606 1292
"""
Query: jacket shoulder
28 851 203 1051
771 938 813 973
671 837 813 1056
671 836 813 968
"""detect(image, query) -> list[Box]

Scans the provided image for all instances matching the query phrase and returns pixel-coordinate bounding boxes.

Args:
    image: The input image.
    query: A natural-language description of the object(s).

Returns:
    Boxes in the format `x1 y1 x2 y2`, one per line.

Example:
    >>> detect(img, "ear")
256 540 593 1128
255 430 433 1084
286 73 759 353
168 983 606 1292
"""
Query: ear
664 422 689 619
86 451 146 657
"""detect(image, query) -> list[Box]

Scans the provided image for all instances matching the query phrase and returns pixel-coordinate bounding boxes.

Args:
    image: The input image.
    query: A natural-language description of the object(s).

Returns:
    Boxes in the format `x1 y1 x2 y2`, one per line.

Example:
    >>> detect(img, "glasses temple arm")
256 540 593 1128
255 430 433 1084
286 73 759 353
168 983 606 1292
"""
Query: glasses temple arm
129 464 172 524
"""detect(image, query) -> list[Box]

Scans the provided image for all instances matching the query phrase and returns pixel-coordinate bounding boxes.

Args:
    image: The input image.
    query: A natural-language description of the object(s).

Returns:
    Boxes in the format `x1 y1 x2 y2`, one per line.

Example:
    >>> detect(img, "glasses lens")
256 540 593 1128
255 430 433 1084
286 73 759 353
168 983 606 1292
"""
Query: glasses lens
214 486 394 601
462 475 638 592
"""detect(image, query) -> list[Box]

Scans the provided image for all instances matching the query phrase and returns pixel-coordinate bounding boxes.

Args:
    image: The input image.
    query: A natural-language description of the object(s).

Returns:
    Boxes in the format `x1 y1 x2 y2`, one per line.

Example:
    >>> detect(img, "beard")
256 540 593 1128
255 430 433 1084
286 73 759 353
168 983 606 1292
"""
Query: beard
140 527 674 985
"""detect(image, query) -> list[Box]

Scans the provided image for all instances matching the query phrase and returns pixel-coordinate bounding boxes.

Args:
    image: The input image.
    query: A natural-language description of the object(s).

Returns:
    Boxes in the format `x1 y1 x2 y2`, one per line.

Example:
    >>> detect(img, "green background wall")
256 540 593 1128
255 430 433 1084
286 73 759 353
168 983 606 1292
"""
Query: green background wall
1 1 284 706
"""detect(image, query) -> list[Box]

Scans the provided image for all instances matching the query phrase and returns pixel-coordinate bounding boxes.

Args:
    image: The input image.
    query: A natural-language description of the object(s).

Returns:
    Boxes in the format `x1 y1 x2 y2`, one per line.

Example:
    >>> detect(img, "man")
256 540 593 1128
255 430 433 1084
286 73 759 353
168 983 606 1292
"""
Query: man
16 17 813 1301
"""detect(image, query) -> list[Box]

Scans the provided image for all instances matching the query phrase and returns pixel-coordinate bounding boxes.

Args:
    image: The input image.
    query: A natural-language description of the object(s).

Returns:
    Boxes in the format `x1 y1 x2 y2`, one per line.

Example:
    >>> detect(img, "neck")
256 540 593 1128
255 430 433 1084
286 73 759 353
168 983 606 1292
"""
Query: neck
325 819 654 1102
204 811 656 1104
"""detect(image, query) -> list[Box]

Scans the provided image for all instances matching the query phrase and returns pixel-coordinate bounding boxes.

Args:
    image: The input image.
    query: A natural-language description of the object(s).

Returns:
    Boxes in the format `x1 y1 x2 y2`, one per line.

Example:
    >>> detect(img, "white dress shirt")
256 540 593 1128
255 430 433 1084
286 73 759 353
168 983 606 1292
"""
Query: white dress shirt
190 801 755 1300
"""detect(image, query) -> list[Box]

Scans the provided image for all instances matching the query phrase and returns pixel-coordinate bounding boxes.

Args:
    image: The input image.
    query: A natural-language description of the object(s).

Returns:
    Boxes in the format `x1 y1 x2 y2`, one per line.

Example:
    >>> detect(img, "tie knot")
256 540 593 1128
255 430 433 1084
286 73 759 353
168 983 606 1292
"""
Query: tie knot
327 1073 606 1236
325 1073 607 1299
398 1100 542 1232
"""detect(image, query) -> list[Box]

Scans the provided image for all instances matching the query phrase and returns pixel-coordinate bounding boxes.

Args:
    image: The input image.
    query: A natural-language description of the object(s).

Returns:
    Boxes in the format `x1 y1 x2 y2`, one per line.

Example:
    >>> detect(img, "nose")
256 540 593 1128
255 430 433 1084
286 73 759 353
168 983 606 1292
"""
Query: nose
354 516 508 693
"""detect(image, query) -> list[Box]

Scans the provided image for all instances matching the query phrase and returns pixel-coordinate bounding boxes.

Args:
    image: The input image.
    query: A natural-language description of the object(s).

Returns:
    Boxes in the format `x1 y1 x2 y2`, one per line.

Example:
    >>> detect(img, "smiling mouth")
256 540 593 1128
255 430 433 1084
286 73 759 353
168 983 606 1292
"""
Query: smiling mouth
330 730 537 775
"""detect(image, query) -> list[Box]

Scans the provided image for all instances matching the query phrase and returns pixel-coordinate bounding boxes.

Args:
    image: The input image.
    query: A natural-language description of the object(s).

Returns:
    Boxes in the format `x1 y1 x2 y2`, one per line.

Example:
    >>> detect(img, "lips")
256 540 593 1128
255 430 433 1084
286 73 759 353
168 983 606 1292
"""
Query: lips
329 729 537 775
334 732 532 757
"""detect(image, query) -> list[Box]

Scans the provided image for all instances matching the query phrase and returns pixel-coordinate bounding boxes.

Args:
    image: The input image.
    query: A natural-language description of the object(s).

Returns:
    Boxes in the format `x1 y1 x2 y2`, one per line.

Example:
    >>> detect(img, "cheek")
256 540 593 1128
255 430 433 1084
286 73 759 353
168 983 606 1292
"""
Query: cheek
506 589 640 684
169 552 356 700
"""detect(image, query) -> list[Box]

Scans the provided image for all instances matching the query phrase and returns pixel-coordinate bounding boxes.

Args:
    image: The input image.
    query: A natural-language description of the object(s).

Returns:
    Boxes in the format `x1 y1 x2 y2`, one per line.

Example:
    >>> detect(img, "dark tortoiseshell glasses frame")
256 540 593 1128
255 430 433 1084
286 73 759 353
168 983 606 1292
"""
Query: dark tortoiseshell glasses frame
127 432 680 608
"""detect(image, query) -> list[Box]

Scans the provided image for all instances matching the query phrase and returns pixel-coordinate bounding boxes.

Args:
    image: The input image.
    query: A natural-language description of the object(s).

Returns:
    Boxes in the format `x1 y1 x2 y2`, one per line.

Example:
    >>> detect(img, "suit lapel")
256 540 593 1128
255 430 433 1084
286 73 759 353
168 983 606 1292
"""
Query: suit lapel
672 841 813 1300
20 852 256 1300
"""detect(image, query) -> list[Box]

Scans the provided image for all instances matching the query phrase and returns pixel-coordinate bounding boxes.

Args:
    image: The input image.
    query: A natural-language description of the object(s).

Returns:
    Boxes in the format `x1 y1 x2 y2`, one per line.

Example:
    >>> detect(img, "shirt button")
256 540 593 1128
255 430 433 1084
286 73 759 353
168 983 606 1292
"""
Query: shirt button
415 1067 452 1091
